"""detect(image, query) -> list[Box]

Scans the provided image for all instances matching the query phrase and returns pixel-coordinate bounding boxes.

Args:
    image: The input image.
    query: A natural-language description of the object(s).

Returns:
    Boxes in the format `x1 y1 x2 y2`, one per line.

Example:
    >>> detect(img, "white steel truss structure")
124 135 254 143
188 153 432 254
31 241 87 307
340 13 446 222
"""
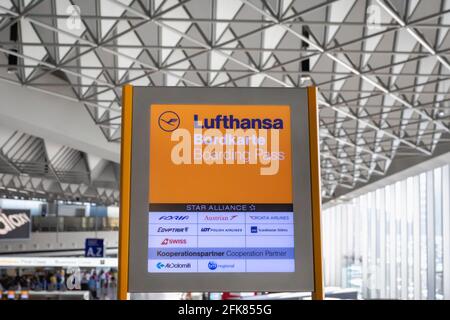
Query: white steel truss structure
0 127 119 205
0 0 449 200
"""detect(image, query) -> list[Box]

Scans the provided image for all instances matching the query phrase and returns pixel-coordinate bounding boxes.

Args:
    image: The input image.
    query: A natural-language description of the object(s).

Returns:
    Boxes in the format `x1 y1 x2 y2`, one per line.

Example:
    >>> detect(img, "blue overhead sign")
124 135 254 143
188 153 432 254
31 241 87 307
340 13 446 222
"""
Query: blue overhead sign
84 238 104 257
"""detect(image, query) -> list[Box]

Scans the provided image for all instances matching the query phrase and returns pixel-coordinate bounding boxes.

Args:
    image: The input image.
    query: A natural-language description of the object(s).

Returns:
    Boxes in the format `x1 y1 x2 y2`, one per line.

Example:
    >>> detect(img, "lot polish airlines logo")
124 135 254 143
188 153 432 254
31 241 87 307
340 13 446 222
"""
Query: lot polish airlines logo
161 111 286 175
0 210 30 236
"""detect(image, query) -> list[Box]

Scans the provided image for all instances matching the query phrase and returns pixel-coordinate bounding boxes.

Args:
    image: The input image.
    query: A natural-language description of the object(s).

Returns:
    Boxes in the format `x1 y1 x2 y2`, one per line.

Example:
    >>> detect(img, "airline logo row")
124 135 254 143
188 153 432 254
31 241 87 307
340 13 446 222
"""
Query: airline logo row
149 223 294 236
148 235 294 248
148 259 295 273
149 211 294 224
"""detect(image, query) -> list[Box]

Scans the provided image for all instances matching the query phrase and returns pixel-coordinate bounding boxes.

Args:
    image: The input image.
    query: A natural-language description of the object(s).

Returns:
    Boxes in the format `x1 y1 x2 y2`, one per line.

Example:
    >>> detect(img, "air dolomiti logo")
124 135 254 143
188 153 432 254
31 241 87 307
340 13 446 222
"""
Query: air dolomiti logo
165 112 286 175
0 210 30 235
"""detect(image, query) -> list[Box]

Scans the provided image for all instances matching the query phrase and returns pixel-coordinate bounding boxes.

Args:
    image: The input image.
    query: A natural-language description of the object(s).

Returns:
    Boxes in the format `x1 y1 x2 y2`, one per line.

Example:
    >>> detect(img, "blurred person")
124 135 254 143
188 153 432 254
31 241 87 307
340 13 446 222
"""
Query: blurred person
182 292 193 300
88 275 97 299
49 273 57 291
99 270 106 299
59 270 66 291
80 272 89 291
107 274 117 300
56 271 62 290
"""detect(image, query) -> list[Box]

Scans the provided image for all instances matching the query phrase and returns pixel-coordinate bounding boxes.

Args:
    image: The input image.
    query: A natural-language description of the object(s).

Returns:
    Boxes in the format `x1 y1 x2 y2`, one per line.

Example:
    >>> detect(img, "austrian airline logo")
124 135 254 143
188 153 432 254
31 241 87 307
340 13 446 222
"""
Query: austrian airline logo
160 238 187 245
0 211 30 236
158 111 180 132
165 109 288 175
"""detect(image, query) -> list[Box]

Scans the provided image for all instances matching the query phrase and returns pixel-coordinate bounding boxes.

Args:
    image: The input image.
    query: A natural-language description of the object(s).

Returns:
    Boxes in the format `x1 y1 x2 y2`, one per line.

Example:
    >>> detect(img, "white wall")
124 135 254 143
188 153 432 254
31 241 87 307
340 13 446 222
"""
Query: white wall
323 164 450 300
57 204 88 217
107 206 119 218
0 199 44 216
0 80 119 162
0 231 118 254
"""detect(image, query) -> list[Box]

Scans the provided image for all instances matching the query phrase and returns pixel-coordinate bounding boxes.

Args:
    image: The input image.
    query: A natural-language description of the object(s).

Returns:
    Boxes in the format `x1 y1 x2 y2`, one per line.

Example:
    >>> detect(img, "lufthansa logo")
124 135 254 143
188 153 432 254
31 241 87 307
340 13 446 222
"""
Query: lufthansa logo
158 111 180 132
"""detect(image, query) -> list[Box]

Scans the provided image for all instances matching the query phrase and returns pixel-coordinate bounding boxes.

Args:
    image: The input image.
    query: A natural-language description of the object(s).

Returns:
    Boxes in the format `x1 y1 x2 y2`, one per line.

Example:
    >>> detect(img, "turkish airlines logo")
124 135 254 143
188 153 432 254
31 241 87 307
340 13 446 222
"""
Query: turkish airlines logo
0 211 30 236
160 238 187 245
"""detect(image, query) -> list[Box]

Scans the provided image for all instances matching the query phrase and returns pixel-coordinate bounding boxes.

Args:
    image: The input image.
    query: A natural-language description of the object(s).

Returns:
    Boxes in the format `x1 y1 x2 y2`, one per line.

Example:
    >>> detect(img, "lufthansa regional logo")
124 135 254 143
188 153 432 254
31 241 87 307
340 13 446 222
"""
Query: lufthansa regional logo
158 111 180 132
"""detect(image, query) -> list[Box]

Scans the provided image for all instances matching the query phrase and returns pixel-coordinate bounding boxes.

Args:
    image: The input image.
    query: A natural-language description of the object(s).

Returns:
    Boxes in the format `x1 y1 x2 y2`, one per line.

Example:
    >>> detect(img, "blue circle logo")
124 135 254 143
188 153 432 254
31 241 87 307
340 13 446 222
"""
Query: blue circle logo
158 111 180 132
208 261 217 270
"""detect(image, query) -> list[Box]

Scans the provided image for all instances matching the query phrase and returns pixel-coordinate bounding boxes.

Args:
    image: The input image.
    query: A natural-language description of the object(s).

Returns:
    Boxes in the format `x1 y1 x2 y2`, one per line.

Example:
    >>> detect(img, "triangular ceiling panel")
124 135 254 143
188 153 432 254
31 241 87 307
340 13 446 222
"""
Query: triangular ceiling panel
21 19 48 79
56 0 86 61
100 0 133 39
116 21 144 81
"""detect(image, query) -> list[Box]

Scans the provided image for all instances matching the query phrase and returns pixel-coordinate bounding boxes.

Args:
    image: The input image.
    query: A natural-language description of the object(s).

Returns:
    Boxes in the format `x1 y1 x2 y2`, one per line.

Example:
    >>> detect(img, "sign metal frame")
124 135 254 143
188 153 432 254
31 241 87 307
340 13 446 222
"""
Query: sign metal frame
118 86 323 300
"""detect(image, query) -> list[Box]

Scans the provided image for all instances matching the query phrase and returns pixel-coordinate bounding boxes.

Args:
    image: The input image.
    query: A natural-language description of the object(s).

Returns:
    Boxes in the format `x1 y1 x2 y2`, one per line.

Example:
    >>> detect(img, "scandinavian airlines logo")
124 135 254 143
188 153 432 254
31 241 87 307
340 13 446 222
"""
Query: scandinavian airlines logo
163 110 287 175
0 211 30 235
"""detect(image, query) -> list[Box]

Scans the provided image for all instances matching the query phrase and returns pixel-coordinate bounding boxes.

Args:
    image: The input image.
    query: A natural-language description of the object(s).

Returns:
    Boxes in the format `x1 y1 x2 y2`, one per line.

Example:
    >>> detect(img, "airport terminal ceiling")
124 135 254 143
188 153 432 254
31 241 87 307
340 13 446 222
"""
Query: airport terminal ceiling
0 0 449 201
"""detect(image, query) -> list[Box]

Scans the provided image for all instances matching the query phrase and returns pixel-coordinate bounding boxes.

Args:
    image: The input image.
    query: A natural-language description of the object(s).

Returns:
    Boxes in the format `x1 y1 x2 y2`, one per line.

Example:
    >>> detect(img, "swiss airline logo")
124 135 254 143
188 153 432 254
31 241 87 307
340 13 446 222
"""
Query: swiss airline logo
160 238 187 246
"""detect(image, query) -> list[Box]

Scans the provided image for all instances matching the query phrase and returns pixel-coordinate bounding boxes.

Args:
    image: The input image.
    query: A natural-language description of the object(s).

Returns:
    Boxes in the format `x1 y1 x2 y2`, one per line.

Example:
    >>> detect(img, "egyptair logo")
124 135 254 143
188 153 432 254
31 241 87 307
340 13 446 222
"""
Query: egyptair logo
158 111 180 132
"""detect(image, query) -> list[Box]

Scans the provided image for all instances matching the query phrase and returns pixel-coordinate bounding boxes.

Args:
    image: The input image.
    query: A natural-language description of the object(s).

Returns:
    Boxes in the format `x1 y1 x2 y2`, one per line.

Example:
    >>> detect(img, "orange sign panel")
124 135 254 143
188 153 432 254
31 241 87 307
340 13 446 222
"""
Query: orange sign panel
149 104 292 204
